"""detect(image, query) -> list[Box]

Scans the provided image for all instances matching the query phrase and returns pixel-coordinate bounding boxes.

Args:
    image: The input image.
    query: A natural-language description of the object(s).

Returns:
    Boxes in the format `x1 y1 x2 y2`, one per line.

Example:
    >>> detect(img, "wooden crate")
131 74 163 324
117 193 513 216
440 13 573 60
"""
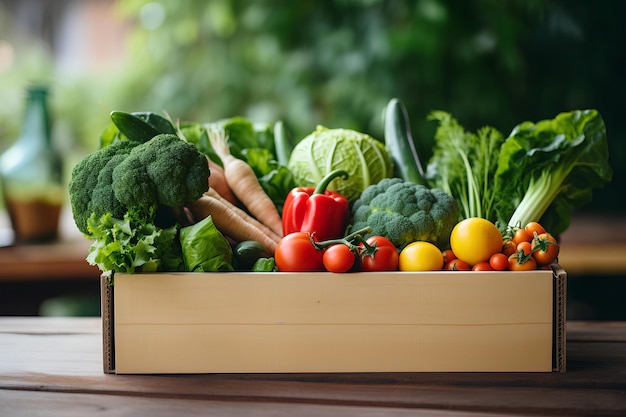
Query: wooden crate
102 265 567 374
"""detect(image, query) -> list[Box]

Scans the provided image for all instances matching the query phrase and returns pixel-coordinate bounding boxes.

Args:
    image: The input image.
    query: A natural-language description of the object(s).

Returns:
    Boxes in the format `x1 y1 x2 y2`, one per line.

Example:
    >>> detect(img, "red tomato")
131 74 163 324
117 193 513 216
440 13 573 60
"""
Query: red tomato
442 249 457 264
513 228 532 245
524 221 546 239
507 253 538 271
365 235 396 249
472 261 494 271
532 232 560 265
489 252 508 271
516 241 533 257
444 258 471 271
360 245 399 272
358 236 399 272
275 232 324 272
323 244 356 273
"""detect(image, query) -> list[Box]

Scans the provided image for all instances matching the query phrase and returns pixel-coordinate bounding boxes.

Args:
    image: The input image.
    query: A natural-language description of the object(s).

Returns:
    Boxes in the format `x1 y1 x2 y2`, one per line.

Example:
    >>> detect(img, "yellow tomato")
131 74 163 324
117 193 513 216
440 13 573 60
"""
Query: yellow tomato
450 217 502 266
399 241 444 271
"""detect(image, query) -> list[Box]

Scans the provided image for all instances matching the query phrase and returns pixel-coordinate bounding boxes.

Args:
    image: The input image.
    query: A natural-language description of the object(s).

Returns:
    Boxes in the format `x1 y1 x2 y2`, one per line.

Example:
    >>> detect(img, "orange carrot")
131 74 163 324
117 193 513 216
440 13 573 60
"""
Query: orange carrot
206 156 239 206
208 126 283 237
187 194 279 255
204 188 282 243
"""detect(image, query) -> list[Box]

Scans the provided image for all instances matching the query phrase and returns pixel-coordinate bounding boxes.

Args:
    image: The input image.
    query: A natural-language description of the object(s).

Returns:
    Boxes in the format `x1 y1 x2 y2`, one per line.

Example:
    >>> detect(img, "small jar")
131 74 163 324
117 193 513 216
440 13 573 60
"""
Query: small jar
0 86 64 243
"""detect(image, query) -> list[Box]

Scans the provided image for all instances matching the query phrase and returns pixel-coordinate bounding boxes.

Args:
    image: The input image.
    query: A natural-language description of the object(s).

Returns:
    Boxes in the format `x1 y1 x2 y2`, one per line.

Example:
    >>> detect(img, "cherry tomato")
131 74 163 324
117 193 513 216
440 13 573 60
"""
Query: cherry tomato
444 258 471 271
358 235 399 272
507 253 538 271
275 232 324 272
365 235 396 249
442 249 457 264
360 245 399 272
516 241 533 257
323 244 356 273
472 261 494 271
524 221 546 239
489 252 508 271
532 232 560 265
501 239 517 257
513 227 532 245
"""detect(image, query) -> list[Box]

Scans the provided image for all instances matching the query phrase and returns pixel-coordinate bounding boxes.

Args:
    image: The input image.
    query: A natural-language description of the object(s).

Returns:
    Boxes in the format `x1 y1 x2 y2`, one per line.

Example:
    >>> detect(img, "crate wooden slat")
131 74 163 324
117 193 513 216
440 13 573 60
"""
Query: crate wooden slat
102 266 566 374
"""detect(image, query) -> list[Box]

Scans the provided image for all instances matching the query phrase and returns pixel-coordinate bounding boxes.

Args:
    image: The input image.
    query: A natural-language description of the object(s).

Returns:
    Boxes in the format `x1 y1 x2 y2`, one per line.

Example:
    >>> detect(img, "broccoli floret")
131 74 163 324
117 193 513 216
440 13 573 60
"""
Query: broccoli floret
69 140 139 234
351 177 459 250
112 134 209 209
69 133 209 237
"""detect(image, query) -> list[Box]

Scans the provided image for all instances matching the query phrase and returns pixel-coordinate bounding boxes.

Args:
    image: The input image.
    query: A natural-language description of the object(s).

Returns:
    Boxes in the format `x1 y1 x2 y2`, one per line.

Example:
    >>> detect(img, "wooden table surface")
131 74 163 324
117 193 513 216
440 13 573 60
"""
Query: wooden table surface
1 317 625 416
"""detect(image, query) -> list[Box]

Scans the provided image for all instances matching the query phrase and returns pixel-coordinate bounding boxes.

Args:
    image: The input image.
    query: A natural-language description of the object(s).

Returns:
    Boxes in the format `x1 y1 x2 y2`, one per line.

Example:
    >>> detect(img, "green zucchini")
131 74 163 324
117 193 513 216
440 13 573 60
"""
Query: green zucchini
384 98 427 185
273 120 294 166
234 240 272 271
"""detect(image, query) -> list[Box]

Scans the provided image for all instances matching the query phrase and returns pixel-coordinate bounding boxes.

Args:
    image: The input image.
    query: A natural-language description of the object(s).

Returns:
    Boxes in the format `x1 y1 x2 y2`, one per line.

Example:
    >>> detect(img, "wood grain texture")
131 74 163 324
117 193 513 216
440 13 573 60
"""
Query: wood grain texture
111 271 555 373
1 318 625 417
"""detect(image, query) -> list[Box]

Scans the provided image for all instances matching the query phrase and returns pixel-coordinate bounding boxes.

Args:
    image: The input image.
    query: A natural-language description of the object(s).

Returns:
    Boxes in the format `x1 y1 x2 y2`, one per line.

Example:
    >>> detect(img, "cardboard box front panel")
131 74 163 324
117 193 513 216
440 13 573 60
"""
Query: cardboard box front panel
109 270 556 374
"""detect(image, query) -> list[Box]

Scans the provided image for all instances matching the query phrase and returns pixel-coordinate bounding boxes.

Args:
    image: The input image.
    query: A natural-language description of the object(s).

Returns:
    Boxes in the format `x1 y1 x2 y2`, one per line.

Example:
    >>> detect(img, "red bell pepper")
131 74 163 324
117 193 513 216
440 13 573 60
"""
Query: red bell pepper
282 169 350 242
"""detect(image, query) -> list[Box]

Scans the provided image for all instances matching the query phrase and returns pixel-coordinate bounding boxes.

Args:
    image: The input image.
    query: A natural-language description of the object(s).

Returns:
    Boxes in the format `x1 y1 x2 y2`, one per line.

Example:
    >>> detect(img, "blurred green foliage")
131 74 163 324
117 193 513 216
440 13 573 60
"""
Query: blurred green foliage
0 0 623 212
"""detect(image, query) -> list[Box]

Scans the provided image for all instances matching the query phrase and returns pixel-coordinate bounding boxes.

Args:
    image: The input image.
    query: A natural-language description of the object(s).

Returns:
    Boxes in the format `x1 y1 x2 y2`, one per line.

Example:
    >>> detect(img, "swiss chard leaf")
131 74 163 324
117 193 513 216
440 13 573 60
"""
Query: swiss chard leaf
495 109 613 235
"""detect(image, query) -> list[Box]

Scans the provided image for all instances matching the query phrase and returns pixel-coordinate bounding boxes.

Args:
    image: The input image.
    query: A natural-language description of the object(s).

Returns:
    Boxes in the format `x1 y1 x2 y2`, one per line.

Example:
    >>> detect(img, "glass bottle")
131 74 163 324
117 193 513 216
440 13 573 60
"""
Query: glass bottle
0 86 64 243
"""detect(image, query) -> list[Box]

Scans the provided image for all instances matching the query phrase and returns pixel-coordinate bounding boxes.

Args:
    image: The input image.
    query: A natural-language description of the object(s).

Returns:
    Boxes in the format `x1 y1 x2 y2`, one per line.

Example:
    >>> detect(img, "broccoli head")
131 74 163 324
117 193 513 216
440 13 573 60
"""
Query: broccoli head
351 177 459 250
69 133 209 236
112 134 210 209
69 140 139 235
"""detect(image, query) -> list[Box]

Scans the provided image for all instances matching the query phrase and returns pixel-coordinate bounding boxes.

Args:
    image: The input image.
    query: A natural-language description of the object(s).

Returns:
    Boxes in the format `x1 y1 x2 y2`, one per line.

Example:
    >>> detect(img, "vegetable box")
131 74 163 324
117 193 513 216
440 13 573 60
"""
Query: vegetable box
101 265 567 374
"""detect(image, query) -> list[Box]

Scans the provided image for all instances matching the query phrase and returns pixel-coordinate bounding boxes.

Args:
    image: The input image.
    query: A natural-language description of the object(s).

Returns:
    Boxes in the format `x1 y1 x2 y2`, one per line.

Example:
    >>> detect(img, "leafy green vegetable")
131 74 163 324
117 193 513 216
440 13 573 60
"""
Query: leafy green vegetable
99 111 176 148
421 108 612 236
179 215 234 272
86 206 183 275
69 112 214 274
425 111 504 222
288 125 393 203
251 257 278 272
495 109 612 234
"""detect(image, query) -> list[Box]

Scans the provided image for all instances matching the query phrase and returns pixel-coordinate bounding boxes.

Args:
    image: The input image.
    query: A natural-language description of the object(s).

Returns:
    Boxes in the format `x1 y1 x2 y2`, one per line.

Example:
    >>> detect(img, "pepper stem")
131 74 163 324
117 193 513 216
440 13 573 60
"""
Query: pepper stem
313 169 349 195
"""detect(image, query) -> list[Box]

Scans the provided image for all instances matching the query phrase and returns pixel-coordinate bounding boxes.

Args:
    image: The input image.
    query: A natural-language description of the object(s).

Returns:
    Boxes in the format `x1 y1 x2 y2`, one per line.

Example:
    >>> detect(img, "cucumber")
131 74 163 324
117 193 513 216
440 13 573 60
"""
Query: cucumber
273 120 294 166
234 240 272 271
384 98 427 185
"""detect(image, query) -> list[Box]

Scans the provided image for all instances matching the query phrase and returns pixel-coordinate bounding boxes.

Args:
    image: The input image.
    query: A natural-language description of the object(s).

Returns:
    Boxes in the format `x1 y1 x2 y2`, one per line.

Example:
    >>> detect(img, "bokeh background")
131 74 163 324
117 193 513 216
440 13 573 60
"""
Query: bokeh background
0 0 624 317
1 0 623 211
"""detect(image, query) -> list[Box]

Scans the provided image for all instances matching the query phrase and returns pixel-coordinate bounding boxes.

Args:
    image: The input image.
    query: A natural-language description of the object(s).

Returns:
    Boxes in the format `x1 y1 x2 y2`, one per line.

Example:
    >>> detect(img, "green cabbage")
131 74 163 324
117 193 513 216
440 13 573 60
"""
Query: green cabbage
287 125 393 202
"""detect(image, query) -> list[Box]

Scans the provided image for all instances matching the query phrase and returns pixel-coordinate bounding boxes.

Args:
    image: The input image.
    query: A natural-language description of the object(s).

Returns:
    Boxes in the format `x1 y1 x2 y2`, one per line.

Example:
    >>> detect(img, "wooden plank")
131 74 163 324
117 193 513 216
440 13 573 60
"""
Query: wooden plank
1 319 626 417
112 271 554 373
114 272 553 325
0 317 100 334
0 389 595 417
568 321 626 342
114 323 553 373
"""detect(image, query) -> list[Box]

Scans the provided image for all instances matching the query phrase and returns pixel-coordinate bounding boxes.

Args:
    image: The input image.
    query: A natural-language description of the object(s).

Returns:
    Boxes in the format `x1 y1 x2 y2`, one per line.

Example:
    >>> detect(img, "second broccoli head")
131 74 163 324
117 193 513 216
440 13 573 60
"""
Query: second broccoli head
69 133 210 236
351 177 459 250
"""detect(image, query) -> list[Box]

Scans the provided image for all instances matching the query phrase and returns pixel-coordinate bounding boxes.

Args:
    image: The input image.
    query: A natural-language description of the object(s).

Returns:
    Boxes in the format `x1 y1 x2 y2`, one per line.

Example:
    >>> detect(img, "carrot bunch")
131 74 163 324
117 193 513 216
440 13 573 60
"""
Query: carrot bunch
186 126 283 255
